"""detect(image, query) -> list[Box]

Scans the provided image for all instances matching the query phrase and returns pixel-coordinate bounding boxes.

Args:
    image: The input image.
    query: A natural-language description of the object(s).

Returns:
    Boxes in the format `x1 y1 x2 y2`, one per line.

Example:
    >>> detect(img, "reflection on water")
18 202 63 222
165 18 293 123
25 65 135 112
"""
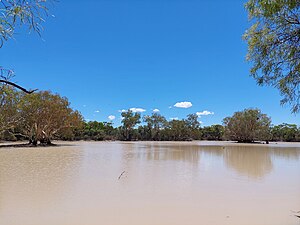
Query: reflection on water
223 146 273 179
143 144 201 163
272 147 300 160
0 141 299 225
140 142 300 179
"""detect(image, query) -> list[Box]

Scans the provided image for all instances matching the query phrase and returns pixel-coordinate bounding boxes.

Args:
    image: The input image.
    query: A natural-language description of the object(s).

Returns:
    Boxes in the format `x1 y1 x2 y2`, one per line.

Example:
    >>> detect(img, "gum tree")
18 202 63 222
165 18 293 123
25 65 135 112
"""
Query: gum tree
143 113 167 141
244 0 300 112
18 91 83 145
120 110 141 141
0 85 21 136
185 113 202 140
223 108 271 143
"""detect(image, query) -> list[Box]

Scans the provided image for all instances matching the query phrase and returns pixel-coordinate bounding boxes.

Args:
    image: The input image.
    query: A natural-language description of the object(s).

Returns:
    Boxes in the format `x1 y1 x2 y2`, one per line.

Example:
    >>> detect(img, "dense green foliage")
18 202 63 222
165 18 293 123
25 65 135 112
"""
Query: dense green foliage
74 116 300 143
119 110 141 141
244 0 300 112
223 108 271 143
80 121 116 141
75 119 300 143
143 113 168 141
18 91 83 145
271 123 300 141
0 85 21 136
202 125 224 141
0 88 83 145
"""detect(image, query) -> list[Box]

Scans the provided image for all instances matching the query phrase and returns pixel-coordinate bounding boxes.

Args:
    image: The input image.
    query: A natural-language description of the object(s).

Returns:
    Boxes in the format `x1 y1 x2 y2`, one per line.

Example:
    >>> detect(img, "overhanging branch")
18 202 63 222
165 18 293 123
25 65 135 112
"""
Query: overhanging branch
0 80 37 94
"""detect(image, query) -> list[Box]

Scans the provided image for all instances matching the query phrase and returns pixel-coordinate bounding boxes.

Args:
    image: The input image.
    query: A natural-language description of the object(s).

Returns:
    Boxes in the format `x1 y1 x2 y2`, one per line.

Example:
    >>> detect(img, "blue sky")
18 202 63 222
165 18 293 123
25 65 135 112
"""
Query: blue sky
1 0 299 126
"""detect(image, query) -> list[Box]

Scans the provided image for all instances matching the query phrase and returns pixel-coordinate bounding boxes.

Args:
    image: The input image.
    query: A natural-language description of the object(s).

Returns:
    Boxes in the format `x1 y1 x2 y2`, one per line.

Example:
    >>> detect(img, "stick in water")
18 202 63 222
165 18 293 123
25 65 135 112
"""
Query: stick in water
291 210 300 218
118 171 126 180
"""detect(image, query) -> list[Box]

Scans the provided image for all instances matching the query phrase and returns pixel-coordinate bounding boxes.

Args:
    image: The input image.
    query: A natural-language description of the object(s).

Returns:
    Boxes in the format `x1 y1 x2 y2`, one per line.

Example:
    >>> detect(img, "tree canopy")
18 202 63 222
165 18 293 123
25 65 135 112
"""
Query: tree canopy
0 88 83 145
120 110 141 141
244 0 300 112
271 123 300 141
223 108 271 143
0 85 21 135
18 91 83 145
143 113 167 141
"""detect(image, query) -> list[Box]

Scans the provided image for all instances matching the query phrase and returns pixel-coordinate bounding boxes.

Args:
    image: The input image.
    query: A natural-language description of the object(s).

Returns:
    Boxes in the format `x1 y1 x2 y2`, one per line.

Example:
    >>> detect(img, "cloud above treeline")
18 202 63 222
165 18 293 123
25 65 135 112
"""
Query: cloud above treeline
174 101 193 108
113 106 213 121
118 108 146 113
196 110 214 116
130 108 146 113
108 115 116 120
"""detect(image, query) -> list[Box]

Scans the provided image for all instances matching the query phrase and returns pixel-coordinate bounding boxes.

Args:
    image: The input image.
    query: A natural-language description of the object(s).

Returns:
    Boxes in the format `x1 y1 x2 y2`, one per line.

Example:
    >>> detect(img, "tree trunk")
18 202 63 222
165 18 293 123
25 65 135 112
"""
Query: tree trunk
39 137 52 146
29 138 38 146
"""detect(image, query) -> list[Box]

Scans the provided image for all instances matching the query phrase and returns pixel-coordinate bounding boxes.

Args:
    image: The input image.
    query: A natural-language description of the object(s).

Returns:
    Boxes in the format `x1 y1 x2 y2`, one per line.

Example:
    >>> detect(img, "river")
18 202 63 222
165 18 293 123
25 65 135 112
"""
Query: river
0 141 299 225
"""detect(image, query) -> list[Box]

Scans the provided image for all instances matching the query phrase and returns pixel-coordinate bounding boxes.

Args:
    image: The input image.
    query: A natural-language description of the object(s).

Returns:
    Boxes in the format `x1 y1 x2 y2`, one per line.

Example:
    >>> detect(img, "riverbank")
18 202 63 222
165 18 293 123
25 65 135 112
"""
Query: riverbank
2 140 300 149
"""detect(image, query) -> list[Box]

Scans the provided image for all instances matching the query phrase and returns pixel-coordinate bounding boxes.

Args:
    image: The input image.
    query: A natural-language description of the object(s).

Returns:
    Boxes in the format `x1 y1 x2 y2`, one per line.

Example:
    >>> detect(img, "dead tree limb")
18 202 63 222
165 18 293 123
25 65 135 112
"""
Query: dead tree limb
0 80 37 94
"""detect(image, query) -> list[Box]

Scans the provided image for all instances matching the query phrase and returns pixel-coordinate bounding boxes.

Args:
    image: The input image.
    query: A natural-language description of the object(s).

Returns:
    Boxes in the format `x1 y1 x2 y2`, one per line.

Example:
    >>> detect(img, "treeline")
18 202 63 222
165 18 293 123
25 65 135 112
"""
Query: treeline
1 87 300 145
76 114 225 142
72 112 300 143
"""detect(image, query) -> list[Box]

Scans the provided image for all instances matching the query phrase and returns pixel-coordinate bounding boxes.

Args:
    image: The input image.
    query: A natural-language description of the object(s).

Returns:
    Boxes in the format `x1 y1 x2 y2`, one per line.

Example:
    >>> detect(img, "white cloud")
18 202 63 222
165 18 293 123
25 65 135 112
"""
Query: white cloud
153 109 160 113
174 101 193 109
118 108 146 113
170 117 179 120
196 110 214 117
168 106 172 109
108 115 116 120
130 108 146 113
95 110 100 113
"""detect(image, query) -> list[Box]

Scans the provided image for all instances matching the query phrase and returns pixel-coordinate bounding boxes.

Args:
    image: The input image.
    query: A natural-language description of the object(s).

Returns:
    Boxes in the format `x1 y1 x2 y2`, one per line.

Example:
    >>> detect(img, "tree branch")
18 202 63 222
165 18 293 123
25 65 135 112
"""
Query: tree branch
0 79 37 94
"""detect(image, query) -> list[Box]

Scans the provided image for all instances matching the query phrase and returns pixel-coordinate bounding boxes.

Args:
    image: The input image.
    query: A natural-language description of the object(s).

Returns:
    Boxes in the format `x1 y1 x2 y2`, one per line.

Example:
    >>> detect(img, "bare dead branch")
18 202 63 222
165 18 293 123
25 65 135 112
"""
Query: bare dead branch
0 79 37 94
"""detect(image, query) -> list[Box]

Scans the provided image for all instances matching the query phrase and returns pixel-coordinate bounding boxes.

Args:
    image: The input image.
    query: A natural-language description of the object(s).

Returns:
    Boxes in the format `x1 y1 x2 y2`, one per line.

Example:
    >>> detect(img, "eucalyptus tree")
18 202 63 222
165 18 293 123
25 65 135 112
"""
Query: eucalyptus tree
120 110 141 141
18 91 83 145
271 123 300 141
244 0 300 112
80 121 116 141
185 113 201 140
223 108 271 143
201 125 224 141
0 85 21 136
143 113 167 141
164 119 190 141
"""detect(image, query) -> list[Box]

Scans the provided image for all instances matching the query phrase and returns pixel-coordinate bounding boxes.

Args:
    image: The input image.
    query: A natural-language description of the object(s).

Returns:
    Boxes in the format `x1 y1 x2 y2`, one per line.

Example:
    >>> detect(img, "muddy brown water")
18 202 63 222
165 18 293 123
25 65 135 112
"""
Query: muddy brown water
0 141 299 225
